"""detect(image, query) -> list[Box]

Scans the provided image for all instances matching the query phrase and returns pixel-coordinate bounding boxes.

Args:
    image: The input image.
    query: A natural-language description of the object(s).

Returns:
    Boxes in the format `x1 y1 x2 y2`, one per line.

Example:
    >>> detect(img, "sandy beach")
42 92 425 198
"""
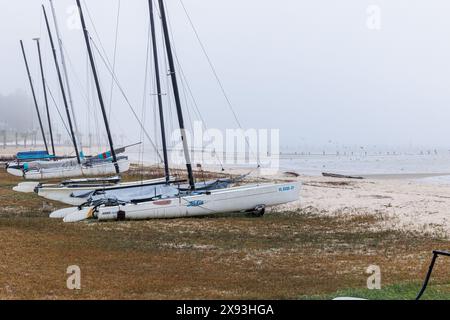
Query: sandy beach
276 174 450 235
163 159 450 236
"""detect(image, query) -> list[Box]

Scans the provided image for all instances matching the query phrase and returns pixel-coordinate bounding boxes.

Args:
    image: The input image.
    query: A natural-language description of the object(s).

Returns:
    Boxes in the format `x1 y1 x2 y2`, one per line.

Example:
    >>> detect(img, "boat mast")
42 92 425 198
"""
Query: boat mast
19 40 49 154
48 0 82 152
75 0 120 175
148 0 170 183
157 0 195 190
43 6 81 164
33 37 56 157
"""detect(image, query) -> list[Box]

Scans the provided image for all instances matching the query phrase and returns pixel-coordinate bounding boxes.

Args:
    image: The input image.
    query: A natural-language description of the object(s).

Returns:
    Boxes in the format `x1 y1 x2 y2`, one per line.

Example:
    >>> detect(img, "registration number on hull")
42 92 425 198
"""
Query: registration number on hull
278 186 295 192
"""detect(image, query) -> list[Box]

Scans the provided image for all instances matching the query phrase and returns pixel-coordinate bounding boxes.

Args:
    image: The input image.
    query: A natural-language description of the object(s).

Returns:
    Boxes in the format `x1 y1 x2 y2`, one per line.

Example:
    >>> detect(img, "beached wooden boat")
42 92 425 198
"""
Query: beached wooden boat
322 172 364 179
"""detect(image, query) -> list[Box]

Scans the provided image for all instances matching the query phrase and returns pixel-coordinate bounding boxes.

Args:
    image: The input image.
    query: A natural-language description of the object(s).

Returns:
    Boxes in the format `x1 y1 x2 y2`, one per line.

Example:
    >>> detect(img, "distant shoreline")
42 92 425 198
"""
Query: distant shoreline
3 146 450 183
359 173 450 180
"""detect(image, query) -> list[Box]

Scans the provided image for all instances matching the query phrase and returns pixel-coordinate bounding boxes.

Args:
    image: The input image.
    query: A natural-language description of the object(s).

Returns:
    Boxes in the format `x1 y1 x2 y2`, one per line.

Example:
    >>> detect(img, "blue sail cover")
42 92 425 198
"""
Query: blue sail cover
17 151 53 160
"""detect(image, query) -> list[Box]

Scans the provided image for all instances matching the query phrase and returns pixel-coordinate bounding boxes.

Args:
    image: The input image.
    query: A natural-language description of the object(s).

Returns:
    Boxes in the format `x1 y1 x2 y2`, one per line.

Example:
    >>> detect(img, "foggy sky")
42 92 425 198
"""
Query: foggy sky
2 0 450 150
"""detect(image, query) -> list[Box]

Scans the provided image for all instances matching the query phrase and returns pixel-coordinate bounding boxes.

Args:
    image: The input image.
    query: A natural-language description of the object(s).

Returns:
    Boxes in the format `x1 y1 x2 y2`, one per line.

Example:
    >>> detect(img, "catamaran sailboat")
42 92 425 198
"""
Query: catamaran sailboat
36 176 172 206
7 40 57 172
9 156 130 180
61 181 300 222
29 0 173 204
9 4 131 181
39 0 234 207
50 0 300 223
18 0 167 202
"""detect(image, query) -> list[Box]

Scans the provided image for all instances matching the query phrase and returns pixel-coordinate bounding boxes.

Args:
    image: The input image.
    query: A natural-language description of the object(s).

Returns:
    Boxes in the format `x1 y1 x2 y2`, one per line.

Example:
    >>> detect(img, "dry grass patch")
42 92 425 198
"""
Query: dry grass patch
0 168 450 299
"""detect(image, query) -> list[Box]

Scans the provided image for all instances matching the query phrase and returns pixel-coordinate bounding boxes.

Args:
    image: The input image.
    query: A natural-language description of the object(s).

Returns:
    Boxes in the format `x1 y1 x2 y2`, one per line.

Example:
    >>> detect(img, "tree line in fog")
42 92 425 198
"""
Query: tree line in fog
0 90 35 132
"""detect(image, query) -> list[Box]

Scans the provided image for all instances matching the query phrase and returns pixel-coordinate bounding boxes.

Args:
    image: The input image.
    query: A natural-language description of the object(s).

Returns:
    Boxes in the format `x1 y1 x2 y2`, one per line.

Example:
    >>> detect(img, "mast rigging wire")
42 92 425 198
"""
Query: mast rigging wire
178 0 260 167
81 0 162 162
163 4 225 170
139 16 153 175
89 37 163 163
108 0 121 121
46 83 71 138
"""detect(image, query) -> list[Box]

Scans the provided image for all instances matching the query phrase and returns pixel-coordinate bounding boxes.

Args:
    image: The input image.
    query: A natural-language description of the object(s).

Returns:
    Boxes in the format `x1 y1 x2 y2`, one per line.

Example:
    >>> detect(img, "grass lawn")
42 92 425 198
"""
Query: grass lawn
1 167 450 299
306 282 450 300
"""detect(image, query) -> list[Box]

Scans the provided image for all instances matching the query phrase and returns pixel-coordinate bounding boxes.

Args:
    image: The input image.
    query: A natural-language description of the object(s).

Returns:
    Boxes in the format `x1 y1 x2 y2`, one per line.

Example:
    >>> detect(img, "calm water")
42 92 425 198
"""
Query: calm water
279 154 450 184
128 147 450 184
279 154 450 176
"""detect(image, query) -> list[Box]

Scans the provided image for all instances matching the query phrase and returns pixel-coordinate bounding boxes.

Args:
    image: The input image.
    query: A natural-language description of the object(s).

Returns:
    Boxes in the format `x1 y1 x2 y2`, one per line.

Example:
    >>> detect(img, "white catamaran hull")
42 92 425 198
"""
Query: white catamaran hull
92 182 300 221
7 167 26 177
23 158 130 180
13 181 41 193
38 177 170 206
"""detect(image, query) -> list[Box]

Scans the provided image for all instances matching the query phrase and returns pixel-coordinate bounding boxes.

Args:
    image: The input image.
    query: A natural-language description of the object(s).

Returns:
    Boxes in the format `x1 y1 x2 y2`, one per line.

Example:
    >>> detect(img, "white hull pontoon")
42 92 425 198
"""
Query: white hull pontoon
7 158 82 177
10 158 130 180
37 176 171 205
13 181 41 193
54 182 300 222
8 167 29 177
